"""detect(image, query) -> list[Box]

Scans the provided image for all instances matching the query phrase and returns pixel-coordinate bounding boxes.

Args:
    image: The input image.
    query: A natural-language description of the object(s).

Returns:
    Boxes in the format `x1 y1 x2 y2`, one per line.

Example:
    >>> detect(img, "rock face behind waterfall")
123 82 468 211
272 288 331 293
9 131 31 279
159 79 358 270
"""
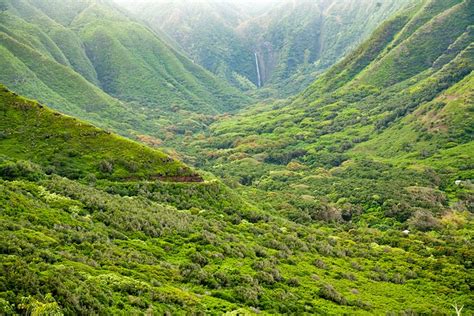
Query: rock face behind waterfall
254 42 278 87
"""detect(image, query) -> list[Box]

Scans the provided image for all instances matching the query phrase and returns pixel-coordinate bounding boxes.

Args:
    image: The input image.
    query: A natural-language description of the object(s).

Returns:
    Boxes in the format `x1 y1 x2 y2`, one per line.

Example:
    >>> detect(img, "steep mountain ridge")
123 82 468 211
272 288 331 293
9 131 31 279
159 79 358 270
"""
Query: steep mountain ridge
117 0 258 91
0 0 249 140
241 0 410 89
4 0 99 82
0 84 199 182
355 0 472 88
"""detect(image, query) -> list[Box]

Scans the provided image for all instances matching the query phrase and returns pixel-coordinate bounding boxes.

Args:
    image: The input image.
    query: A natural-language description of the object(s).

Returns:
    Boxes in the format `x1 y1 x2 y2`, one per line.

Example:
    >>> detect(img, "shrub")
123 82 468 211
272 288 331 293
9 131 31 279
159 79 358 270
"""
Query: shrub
255 271 275 285
0 160 44 181
313 259 327 269
390 273 406 284
310 205 342 223
18 294 63 316
408 211 441 231
319 284 347 305
190 252 209 267
98 160 114 174
287 278 300 287
233 286 261 306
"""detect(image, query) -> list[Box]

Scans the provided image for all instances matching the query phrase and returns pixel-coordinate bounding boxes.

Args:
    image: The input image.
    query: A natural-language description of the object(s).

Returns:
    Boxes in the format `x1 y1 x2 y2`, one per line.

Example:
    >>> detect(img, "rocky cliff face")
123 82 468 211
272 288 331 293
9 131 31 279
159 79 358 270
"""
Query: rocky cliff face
255 42 278 87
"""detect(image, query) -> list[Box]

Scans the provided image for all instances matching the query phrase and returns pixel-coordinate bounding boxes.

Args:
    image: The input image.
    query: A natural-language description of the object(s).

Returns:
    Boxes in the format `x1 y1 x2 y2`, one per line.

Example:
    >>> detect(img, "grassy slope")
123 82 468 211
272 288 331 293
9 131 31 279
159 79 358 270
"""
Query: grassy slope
73 1 249 114
0 81 259 213
356 68 474 164
5 0 99 84
0 3 160 136
0 30 154 137
356 0 473 87
123 0 258 91
0 84 198 181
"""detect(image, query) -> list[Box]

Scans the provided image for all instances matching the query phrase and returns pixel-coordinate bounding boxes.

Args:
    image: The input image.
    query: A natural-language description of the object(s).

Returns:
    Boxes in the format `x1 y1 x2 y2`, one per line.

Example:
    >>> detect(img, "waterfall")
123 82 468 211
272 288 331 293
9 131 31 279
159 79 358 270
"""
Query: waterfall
254 52 261 88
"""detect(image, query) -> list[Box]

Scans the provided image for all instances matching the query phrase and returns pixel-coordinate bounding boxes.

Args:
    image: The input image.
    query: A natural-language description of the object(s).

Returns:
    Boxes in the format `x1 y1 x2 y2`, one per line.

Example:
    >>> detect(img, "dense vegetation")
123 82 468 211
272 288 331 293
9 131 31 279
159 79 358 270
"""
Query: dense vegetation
175 0 473 310
116 0 258 91
0 0 473 314
1 87 473 315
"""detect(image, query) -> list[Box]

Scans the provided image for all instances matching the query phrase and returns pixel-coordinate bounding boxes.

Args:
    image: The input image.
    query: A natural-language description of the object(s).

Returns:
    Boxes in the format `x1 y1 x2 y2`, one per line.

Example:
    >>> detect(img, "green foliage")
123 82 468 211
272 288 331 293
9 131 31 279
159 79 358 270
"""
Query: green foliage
319 284 348 305
19 294 63 316
247 0 413 96
120 0 258 91
180 0 473 232
0 83 471 314
0 159 44 181
76 2 249 114
359 0 473 87
1 174 473 314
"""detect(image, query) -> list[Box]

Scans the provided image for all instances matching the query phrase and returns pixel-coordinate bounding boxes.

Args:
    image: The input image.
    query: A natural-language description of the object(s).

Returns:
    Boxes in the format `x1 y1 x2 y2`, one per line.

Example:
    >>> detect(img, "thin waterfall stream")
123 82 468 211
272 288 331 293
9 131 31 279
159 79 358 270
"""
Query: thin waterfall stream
254 52 261 88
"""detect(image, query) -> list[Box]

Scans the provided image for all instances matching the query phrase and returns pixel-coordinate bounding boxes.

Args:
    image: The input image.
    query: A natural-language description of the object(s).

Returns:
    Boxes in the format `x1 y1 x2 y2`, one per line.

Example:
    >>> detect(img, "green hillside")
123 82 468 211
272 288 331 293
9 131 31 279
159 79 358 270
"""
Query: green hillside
0 0 249 139
241 0 414 96
0 12 132 129
73 1 248 114
118 0 258 91
0 84 198 182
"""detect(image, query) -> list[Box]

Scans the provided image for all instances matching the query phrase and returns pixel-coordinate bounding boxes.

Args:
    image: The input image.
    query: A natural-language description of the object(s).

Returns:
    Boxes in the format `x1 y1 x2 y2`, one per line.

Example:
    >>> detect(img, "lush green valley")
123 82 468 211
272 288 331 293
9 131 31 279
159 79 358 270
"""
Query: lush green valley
0 0 473 314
